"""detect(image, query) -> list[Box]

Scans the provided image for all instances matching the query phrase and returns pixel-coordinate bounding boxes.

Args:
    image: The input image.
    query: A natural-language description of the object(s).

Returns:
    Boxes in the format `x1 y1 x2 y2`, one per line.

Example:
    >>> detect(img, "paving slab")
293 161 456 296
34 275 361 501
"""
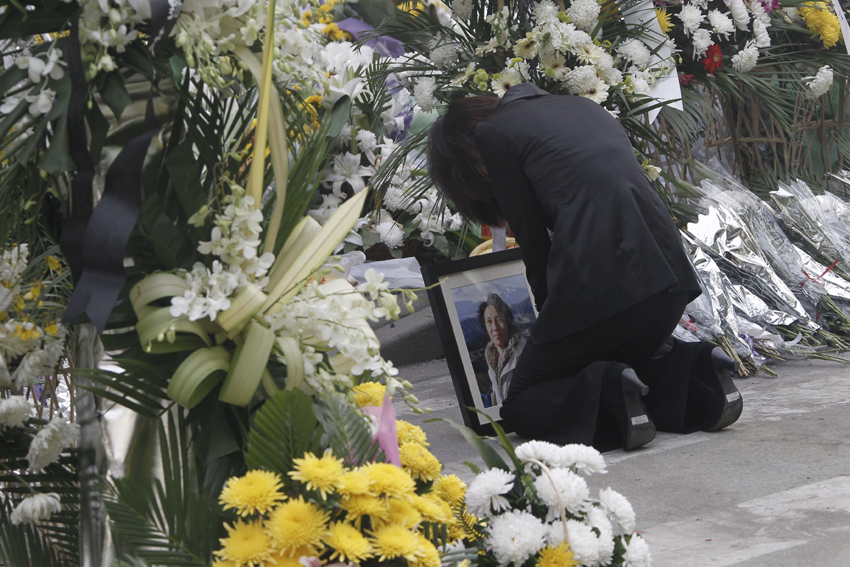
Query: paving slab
396 356 850 566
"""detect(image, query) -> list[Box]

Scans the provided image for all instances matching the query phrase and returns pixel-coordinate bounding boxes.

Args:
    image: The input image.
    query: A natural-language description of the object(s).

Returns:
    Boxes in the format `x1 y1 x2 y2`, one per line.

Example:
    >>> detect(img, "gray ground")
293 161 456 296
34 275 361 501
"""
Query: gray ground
395 355 850 566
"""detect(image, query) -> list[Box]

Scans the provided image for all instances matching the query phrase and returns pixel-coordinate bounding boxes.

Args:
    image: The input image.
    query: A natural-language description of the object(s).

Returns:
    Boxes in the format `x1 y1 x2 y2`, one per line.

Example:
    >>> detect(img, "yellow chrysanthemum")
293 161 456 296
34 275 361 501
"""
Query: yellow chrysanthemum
400 1 426 13
325 522 374 563
432 474 466 507
410 535 441 567
536 543 581 567
220 470 285 517
410 493 453 524
322 22 346 42
655 8 673 34
362 462 416 498
340 494 389 523
400 443 442 482
212 561 237 567
265 497 329 555
214 520 276 567
374 497 422 529
339 468 374 497
289 452 345 499
396 420 429 446
801 2 842 49
301 10 313 26
353 382 386 407
369 525 422 562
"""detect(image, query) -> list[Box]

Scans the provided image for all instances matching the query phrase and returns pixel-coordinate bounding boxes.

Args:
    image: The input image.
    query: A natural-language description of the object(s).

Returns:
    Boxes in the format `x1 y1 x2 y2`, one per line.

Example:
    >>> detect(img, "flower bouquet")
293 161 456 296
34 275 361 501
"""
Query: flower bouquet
441 417 651 567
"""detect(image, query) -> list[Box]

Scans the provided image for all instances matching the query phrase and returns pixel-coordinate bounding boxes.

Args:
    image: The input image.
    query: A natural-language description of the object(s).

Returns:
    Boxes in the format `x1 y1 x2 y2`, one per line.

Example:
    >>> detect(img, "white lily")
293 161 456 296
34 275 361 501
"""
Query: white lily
324 153 375 196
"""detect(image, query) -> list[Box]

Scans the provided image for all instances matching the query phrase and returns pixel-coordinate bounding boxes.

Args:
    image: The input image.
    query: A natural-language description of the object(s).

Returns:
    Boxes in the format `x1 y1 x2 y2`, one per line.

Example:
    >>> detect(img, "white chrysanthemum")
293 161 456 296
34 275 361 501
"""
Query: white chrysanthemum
808 65 834 98
430 41 458 68
534 0 560 24
587 507 615 565
692 28 712 58
753 19 771 48
557 444 607 475
729 0 750 30
748 0 771 25
453 0 473 20
566 65 598 95
533 467 590 521
355 130 378 153
708 10 734 38
629 75 651 96
517 440 562 466
616 39 651 69
338 124 353 145
467 468 514 517
566 0 601 32
27 419 79 471
0 396 31 429
486 510 548 566
564 520 599 565
492 68 524 97
376 221 404 249
599 488 636 534
383 186 410 212
676 4 705 35
621 534 652 567
10 493 61 525
414 77 438 111
731 42 759 72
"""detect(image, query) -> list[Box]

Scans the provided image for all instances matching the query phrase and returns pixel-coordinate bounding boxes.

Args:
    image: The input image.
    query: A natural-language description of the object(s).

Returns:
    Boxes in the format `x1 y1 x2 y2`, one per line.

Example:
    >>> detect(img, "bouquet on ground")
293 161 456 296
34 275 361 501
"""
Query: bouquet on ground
208 387 459 567
444 419 652 567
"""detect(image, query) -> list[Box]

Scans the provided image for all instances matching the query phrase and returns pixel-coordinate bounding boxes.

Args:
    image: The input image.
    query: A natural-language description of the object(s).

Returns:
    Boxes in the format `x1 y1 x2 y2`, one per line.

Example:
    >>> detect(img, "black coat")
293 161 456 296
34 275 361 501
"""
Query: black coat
475 83 701 345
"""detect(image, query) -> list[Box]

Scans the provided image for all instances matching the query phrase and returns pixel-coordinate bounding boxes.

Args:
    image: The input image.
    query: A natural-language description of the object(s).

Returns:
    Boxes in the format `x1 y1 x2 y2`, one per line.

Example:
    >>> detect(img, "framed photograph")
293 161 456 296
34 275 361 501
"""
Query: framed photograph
421 248 538 435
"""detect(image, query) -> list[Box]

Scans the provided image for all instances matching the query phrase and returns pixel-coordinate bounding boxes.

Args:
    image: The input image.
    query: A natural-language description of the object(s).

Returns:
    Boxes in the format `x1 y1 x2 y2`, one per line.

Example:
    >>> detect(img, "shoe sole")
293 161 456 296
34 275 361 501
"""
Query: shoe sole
621 368 657 450
704 354 744 432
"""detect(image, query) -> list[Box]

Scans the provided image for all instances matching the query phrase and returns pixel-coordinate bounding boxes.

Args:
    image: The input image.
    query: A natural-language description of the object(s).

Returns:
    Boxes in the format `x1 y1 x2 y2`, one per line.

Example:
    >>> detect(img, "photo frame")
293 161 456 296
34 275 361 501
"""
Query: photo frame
421 248 538 435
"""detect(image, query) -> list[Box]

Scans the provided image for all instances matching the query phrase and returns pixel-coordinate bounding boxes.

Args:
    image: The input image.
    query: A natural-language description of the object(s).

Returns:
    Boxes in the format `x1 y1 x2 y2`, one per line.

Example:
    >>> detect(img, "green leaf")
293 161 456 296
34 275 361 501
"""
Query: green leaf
100 72 133 121
314 393 381 466
0 2 77 38
470 408 524 471
39 112 75 174
325 95 351 139
166 139 207 219
244 389 320 478
434 418 509 471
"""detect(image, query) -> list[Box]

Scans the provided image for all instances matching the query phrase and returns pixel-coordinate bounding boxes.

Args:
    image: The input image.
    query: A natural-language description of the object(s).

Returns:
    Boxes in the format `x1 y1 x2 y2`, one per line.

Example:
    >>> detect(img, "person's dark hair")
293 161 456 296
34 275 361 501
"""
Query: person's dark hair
477 293 516 333
428 96 504 227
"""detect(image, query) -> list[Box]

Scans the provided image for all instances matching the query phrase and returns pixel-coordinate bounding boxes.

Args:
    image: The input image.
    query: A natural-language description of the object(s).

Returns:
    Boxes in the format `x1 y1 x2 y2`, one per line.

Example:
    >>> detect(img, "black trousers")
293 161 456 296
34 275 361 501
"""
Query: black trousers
500 289 709 450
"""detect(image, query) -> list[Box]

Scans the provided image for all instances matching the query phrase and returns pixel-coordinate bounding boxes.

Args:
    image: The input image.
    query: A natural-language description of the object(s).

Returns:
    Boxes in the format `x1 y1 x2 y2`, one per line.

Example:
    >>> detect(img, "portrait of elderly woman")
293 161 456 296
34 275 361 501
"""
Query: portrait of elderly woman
478 293 527 406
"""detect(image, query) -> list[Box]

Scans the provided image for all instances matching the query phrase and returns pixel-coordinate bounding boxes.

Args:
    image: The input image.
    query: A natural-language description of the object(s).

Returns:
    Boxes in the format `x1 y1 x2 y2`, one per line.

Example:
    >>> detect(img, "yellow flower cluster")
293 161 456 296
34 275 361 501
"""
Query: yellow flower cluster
801 2 843 49
214 447 458 567
353 381 386 407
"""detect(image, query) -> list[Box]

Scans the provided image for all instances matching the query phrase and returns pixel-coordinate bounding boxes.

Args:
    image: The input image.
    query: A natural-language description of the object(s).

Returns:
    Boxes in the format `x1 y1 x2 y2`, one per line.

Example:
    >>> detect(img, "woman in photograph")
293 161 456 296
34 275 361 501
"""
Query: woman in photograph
428 83 743 451
478 293 526 406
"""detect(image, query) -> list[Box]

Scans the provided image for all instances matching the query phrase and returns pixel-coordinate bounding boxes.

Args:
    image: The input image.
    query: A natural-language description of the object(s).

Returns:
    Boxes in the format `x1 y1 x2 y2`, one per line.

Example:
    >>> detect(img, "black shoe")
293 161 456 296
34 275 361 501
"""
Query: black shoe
702 348 744 432
620 368 657 450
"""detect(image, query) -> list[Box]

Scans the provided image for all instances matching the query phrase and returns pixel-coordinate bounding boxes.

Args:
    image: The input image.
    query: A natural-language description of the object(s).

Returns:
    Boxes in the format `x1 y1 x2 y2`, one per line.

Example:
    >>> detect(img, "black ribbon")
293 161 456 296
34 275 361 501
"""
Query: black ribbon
61 0 182 331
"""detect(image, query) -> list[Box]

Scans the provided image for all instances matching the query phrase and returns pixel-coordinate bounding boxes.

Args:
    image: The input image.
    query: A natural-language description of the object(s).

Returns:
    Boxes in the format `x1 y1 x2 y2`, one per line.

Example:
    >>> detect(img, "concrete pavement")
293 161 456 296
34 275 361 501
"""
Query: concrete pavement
396 356 850 566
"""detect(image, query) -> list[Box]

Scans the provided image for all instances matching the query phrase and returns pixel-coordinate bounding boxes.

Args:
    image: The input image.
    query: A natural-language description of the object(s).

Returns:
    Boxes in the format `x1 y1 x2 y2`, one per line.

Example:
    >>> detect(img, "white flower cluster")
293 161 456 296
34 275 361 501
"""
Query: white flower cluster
0 395 31 429
265 269 402 394
0 46 66 119
26 418 79 471
10 492 62 525
0 245 69 390
478 0 663 105
807 65 834 98
172 190 275 322
468 441 650 567
674 0 770 61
